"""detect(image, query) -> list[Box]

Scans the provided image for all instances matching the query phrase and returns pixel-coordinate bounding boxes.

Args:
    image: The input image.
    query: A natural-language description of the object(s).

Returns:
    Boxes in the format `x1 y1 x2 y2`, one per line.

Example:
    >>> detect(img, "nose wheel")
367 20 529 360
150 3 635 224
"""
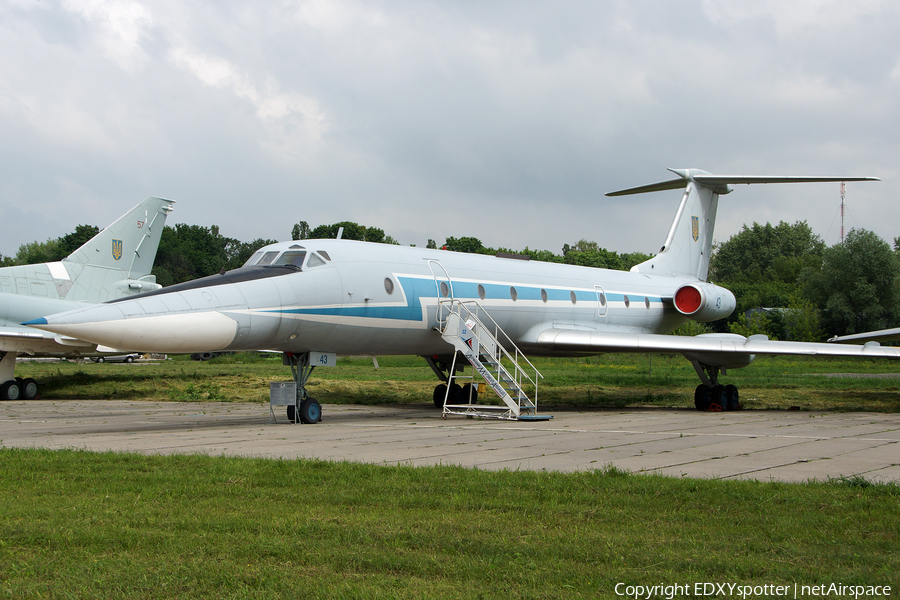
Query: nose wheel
287 397 321 424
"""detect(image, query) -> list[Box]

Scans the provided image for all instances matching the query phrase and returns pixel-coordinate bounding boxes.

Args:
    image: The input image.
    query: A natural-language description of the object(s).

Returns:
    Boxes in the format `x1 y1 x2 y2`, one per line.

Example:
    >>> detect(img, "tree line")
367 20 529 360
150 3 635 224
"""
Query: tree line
3 218 897 342
707 222 900 341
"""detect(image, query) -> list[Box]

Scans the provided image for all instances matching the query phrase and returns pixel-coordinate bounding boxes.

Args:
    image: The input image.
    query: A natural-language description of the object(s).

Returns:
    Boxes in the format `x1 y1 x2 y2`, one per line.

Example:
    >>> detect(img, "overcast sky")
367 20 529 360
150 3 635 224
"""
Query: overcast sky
2 0 898 260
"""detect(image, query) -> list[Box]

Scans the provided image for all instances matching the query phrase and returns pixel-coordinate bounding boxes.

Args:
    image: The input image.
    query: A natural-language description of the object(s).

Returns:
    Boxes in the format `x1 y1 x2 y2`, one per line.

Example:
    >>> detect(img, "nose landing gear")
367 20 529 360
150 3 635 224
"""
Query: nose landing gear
284 352 322 424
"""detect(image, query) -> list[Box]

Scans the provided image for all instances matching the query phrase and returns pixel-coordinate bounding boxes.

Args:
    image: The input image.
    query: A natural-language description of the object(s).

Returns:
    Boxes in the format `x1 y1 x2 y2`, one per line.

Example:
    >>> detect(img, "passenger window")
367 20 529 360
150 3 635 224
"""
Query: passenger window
307 253 326 267
258 251 280 266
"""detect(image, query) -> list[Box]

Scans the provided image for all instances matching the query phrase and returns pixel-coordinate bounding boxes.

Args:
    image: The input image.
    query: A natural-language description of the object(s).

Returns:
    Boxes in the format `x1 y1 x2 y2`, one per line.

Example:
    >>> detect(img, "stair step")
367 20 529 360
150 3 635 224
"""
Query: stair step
438 299 545 421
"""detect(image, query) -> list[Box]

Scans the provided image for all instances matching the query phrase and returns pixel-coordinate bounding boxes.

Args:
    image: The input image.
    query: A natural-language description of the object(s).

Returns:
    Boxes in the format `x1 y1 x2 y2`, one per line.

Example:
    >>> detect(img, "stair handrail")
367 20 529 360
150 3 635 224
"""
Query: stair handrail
439 298 542 397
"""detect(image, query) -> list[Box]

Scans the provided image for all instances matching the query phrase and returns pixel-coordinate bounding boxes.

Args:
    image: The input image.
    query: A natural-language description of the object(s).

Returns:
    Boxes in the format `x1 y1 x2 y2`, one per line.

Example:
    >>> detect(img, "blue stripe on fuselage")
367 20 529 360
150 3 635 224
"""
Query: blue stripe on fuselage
266 275 663 321
268 276 431 321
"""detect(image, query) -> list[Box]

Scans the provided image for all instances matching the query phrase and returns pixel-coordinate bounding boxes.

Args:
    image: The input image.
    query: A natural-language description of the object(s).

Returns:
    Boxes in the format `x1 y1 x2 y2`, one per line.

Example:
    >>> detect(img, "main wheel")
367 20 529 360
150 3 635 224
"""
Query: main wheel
1 380 21 401
299 397 321 424
97 357 106 363
725 384 739 411
694 384 710 411
125 355 135 363
433 384 448 409
20 378 38 400
448 383 463 404
709 385 727 411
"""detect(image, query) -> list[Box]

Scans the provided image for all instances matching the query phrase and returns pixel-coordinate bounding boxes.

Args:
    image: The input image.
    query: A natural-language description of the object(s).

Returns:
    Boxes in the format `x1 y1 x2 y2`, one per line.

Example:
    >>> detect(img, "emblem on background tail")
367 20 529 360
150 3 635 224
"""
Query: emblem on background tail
691 216 699 242
112 239 123 260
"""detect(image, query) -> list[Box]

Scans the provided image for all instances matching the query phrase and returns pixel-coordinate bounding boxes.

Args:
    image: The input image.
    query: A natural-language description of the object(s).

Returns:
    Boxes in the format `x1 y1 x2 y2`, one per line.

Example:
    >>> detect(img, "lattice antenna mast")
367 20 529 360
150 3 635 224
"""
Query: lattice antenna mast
840 181 846 243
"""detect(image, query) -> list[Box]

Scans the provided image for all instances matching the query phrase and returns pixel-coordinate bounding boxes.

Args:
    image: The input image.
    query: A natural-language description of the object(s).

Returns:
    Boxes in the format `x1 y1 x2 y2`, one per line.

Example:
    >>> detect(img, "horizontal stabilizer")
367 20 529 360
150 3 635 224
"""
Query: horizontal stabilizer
605 178 687 197
693 175 880 185
606 168 879 196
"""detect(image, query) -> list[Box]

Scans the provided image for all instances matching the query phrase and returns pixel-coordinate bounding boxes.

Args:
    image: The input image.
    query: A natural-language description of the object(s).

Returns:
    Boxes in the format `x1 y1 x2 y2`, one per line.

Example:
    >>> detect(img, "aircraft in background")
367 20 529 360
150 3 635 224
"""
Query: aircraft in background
1 196 174 399
27 169 896 423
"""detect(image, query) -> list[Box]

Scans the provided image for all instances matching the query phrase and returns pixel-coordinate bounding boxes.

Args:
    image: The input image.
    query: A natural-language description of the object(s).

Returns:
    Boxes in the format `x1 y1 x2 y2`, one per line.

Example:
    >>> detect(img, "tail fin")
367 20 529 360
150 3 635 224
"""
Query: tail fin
61 197 175 301
606 169 878 282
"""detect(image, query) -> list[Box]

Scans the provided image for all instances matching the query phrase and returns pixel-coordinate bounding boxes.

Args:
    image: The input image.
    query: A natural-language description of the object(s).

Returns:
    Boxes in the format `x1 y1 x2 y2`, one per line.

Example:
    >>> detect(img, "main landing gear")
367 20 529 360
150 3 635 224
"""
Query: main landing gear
0 352 39 400
284 352 322 424
424 355 478 409
1 378 39 400
691 361 740 412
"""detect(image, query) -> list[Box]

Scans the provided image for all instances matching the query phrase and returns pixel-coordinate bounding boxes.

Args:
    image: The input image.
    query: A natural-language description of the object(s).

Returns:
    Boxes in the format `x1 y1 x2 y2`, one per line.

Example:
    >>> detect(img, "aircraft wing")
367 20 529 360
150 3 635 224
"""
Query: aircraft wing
0 325 97 355
534 329 900 359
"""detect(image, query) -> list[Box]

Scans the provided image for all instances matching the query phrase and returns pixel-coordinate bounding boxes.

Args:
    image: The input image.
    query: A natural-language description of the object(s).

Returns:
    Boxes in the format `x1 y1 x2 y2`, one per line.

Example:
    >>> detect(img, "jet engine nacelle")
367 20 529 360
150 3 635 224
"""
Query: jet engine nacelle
673 282 735 322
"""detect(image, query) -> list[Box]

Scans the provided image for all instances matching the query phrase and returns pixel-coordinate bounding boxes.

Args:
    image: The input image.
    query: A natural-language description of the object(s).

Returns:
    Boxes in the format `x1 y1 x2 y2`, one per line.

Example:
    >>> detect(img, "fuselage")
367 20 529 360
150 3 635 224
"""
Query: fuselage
30 239 708 357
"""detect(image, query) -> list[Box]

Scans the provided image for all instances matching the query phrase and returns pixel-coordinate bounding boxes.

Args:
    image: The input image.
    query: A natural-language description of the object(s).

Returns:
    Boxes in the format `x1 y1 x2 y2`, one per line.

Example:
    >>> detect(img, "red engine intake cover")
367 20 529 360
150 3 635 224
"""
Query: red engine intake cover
674 285 703 315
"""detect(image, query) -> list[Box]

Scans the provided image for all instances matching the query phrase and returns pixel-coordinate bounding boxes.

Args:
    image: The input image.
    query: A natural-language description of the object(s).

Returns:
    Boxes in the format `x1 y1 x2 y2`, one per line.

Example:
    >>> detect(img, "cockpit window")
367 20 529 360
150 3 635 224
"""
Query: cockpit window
274 251 307 267
307 253 326 268
318 250 331 261
257 251 280 266
244 251 264 267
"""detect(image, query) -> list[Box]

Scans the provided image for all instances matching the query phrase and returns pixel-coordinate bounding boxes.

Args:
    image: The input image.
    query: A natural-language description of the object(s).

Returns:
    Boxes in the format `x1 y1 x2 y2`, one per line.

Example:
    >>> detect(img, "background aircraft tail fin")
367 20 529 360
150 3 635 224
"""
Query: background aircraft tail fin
61 197 175 301
606 169 878 282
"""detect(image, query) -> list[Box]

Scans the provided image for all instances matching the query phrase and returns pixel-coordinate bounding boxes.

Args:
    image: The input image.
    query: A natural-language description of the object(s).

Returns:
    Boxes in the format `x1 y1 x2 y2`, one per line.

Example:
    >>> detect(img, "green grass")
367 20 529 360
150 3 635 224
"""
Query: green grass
15 352 900 413
0 448 897 599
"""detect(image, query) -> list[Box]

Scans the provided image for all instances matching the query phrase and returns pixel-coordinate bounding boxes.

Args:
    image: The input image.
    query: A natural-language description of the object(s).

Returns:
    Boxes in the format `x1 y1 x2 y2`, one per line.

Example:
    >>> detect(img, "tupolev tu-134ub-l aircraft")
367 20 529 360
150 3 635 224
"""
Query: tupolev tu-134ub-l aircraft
26 168 900 424
0 196 174 400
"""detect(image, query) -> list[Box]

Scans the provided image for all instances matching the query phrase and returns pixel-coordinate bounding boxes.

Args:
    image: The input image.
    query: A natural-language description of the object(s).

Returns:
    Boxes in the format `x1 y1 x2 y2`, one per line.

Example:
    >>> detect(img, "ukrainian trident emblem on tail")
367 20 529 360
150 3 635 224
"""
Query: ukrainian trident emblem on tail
691 216 699 242
112 239 123 260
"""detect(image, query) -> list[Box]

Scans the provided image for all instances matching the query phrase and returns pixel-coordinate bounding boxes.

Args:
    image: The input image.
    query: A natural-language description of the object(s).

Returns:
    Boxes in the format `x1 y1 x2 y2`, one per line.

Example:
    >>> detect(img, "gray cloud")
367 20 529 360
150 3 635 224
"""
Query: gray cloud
1 0 898 259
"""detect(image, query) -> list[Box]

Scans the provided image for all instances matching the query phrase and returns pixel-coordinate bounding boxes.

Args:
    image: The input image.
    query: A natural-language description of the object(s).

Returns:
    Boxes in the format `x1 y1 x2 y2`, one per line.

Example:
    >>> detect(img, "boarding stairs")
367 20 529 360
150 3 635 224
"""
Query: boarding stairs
437 298 549 421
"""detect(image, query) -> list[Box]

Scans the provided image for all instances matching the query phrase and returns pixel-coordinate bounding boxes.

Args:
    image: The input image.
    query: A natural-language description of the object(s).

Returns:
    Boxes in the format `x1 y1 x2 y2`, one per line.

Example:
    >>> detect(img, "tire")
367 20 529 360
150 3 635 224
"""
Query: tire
287 404 296 423
709 385 727 411
97 357 105 363
461 383 478 404
694 384 710 411
448 383 463 404
433 384 448 409
299 397 321 424
21 378 38 400
125 356 134 363
1 381 21 401
725 384 739 411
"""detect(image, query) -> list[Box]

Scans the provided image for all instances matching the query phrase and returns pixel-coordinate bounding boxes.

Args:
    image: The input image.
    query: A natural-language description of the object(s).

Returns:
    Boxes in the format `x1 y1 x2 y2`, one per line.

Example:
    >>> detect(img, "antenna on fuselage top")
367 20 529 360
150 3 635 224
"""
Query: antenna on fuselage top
336 227 344 240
